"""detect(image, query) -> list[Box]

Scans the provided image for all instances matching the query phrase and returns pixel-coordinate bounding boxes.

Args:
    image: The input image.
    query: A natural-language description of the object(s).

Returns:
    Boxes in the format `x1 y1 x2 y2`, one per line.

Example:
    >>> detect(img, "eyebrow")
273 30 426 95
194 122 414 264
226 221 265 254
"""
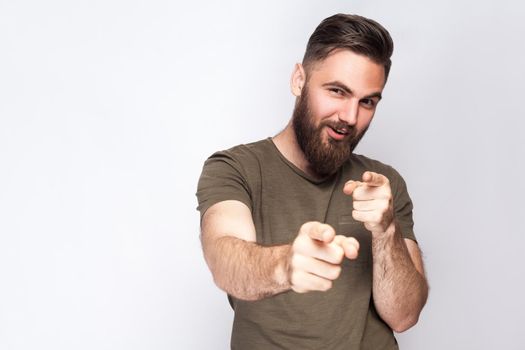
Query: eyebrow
323 81 383 100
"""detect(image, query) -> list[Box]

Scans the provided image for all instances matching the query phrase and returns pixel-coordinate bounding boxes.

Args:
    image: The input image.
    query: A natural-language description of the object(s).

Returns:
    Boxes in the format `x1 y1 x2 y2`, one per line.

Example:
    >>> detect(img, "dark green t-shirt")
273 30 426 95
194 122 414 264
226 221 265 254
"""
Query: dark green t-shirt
196 138 416 350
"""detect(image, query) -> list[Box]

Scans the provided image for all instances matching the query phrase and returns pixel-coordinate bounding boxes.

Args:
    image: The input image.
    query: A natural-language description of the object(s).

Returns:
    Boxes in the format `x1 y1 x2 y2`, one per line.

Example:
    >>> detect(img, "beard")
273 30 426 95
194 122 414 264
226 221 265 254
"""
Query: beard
292 87 368 178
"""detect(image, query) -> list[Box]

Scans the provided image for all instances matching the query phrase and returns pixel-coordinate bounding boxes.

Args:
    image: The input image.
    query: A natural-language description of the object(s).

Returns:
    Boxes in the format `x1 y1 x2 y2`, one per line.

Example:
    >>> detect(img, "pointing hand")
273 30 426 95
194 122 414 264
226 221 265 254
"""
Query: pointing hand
289 221 359 293
343 171 394 235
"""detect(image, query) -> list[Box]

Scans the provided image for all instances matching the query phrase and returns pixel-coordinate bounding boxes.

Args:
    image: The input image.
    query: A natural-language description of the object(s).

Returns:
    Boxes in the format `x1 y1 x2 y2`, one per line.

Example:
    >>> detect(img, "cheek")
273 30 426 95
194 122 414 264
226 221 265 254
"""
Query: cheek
356 112 374 131
309 94 340 120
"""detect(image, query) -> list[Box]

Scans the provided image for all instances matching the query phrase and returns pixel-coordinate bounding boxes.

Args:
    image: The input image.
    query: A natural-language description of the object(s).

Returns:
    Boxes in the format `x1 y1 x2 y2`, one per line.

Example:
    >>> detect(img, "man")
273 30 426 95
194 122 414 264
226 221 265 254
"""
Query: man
196 14 428 349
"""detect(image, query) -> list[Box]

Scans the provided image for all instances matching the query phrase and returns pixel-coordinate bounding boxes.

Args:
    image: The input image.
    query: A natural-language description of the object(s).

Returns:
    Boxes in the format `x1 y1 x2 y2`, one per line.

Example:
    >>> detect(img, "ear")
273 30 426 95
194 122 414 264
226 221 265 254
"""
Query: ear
290 63 306 97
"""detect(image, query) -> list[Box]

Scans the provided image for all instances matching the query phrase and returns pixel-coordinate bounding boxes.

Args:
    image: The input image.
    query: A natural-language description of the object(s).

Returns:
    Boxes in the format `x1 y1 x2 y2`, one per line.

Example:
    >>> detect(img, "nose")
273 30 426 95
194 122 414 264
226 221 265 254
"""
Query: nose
338 99 359 125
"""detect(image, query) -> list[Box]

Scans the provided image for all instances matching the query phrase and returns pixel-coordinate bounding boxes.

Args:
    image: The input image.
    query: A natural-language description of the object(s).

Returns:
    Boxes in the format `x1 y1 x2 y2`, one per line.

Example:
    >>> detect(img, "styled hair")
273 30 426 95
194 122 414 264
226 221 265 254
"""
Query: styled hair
303 14 394 81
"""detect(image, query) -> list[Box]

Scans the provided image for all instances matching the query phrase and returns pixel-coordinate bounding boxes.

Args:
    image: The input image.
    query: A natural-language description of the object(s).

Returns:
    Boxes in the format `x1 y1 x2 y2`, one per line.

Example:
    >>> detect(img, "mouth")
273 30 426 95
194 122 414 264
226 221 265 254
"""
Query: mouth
332 126 349 136
326 125 349 141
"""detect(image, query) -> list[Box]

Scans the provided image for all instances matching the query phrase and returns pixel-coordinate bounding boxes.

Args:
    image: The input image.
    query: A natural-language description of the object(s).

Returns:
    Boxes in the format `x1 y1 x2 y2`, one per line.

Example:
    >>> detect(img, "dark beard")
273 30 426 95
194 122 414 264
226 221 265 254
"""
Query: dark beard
292 87 367 178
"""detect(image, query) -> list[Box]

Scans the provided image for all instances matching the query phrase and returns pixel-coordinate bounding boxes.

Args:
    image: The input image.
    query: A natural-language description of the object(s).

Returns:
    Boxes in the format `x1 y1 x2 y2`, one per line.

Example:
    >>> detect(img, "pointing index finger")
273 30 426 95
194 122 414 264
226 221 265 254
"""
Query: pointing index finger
362 171 389 187
343 180 362 195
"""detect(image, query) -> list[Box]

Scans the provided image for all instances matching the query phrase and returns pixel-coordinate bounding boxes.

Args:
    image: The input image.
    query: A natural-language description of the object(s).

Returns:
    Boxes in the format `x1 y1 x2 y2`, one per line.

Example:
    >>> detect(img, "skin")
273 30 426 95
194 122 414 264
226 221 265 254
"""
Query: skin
201 49 428 333
201 200 359 300
343 172 428 332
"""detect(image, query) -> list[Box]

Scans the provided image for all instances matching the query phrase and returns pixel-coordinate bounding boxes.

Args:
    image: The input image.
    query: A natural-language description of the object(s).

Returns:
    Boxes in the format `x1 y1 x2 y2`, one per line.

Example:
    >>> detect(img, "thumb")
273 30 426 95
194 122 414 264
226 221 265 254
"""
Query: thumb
306 222 335 243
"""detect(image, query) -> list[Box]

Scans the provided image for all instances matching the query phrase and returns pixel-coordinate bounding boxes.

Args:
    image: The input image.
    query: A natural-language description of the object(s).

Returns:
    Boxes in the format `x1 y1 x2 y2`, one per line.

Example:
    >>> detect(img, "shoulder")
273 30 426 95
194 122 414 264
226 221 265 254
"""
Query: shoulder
196 139 270 217
203 138 278 183
206 138 271 166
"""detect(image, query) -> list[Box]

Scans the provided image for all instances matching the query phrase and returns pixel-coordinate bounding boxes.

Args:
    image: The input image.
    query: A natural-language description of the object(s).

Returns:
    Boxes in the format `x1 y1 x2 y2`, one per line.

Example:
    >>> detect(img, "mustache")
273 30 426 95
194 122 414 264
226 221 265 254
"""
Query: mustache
321 120 358 137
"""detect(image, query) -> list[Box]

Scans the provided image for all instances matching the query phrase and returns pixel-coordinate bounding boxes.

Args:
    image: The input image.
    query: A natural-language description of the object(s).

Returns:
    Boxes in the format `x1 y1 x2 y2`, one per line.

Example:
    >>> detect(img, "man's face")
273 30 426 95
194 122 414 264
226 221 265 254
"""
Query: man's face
292 49 386 177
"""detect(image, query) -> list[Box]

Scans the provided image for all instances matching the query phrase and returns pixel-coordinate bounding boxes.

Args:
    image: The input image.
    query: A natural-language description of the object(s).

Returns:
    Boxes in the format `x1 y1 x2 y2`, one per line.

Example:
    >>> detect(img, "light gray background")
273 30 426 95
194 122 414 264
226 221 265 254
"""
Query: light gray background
1 1 524 349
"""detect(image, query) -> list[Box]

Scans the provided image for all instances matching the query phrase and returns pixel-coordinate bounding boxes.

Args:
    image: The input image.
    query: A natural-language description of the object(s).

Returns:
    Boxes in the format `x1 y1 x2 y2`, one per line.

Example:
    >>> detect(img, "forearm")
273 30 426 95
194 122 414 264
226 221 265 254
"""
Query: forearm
202 235 292 301
372 222 428 332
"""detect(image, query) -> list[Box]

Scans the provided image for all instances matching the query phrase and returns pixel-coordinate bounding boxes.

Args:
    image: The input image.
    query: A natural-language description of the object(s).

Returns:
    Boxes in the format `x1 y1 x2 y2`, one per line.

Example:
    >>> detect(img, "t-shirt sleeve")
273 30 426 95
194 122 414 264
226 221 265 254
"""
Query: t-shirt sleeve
387 166 417 243
195 150 253 220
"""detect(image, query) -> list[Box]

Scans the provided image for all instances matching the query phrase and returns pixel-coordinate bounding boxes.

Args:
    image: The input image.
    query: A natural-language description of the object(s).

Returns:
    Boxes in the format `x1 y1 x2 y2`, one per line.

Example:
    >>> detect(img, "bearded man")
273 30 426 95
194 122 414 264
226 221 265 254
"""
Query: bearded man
196 13 428 349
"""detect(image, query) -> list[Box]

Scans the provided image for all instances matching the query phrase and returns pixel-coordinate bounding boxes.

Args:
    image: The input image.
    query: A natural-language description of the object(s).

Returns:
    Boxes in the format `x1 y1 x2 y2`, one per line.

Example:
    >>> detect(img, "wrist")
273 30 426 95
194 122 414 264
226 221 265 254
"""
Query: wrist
273 245 293 288
371 220 397 241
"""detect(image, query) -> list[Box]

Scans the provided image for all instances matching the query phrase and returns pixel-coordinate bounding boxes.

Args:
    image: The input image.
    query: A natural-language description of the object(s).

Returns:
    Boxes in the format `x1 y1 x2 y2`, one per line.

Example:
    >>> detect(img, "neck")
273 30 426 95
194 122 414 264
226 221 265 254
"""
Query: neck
272 121 320 179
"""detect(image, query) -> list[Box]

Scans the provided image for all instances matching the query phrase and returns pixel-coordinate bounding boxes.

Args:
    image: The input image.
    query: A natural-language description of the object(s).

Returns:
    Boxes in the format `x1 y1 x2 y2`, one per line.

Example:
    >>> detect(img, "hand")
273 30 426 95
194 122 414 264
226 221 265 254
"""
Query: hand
343 171 394 235
289 221 359 293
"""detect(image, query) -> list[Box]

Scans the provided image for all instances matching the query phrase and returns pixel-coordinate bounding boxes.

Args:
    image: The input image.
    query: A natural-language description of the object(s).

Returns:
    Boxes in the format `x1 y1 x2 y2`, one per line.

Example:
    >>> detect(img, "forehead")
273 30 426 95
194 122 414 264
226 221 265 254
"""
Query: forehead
307 49 386 92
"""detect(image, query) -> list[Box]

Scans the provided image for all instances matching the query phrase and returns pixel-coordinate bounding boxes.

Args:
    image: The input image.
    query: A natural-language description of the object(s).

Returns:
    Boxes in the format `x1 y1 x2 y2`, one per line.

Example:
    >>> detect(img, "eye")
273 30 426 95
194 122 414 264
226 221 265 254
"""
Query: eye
329 87 345 96
360 98 377 109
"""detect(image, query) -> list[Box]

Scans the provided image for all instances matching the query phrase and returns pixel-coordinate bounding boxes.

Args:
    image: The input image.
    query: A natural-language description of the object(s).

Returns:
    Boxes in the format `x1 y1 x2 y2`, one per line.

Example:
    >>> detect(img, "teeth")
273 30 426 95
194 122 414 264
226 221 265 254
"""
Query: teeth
330 126 347 136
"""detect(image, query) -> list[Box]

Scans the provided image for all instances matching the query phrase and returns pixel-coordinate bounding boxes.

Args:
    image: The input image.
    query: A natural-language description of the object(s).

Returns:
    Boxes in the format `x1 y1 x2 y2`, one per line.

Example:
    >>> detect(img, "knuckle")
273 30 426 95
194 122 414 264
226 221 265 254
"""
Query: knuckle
333 247 344 264
330 266 342 280
332 235 343 245
300 221 318 234
299 222 311 235
293 235 303 246
293 235 308 253
321 280 333 291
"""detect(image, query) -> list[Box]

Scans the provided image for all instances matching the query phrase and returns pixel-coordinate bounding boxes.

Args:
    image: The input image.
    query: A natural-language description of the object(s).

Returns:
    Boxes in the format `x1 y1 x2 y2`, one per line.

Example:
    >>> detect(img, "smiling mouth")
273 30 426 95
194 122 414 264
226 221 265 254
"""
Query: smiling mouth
330 126 349 135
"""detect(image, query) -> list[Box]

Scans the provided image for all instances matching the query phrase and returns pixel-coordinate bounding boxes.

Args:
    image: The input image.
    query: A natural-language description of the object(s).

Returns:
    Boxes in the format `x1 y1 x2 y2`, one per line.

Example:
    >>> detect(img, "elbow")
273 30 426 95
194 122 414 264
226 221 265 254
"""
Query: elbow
382 303 425 333
209 267 232 296
204 254 256 301
210 269 261 302
392 286 429 333
205 257 229 294
390 315 419 333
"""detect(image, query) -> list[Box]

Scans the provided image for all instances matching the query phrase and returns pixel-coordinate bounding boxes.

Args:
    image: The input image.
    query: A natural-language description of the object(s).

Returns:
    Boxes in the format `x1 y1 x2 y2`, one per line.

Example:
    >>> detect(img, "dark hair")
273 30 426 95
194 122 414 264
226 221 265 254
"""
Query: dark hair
303 14 394 81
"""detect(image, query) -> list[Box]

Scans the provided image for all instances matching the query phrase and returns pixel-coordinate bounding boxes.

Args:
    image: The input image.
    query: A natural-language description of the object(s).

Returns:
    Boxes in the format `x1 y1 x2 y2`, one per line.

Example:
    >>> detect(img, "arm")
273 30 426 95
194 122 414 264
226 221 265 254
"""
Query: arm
200 200 359 301
200 200 291 301
344 172 429 332
371 224 428 332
